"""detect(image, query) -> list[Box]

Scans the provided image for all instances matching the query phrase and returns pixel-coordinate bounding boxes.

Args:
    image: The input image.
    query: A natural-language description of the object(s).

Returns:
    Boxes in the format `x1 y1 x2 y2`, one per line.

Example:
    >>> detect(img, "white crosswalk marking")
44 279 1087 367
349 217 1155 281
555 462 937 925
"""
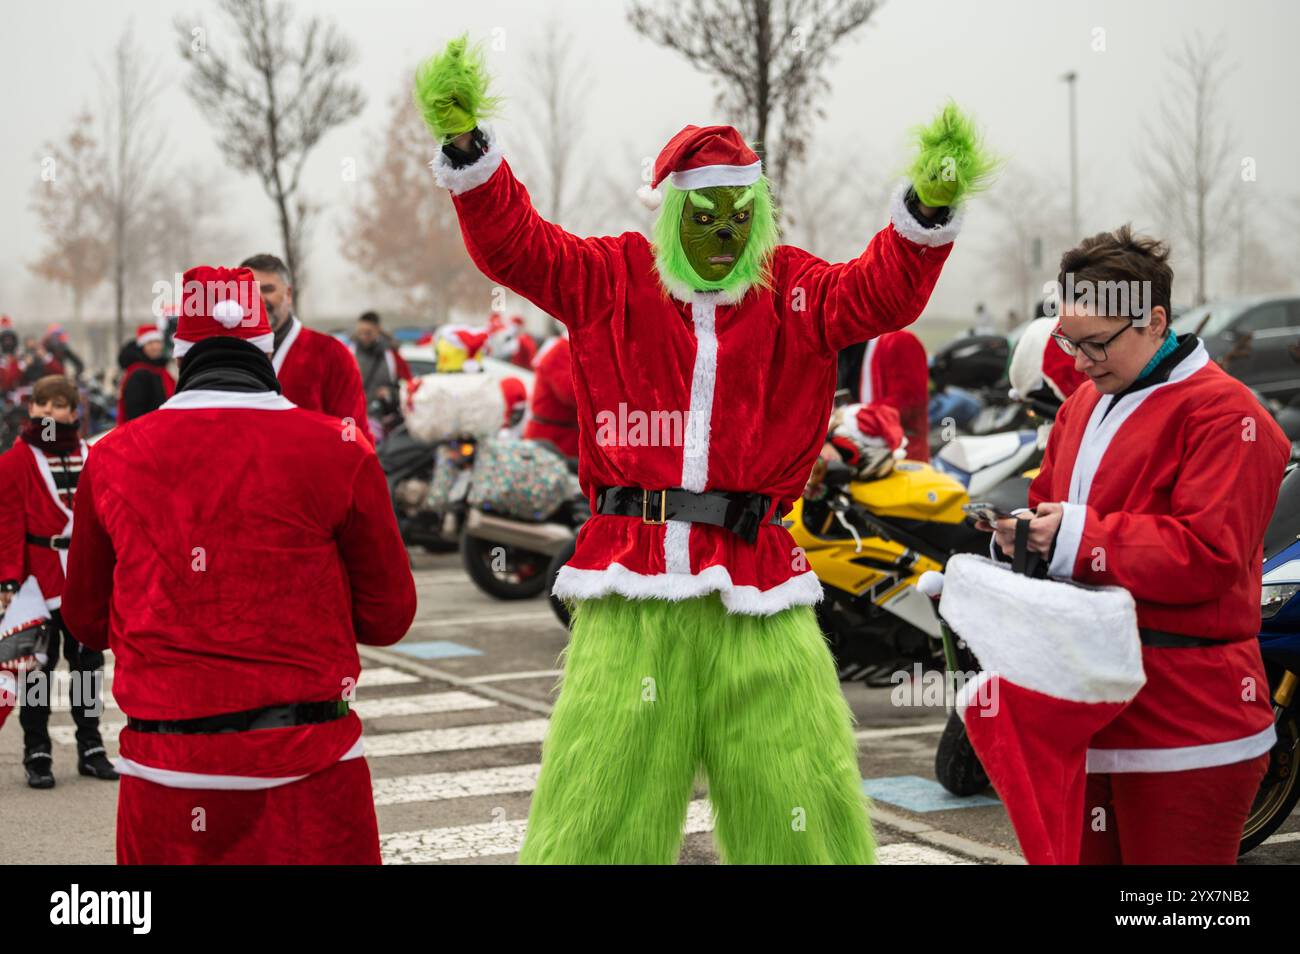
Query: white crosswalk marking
876 843 975 865
380 800 715 864
366 719 550 758
373 763 541 806
353 692 496 719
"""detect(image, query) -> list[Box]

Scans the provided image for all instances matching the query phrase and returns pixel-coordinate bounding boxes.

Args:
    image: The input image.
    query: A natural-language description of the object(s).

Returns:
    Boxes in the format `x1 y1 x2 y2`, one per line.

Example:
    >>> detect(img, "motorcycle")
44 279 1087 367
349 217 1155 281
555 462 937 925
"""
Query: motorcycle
379 424 474 554
1241 462 1300 853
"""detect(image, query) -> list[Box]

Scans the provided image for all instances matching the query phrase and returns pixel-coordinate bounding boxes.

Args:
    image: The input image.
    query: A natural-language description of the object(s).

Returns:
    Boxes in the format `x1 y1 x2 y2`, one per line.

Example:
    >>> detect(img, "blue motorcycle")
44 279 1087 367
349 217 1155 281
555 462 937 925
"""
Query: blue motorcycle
1242 463 1300 853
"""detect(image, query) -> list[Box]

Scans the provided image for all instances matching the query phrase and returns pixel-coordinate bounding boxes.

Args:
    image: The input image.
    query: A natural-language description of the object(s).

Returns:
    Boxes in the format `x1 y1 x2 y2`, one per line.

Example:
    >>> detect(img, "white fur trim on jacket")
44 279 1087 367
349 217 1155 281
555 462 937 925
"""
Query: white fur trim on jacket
657 276 753 307
113 737 364 790
160 390 297 412
431 126 505 196
1087 724 1276 774
271 317 302 374
939 553 1144 704
888 182 965 248
552 563 824 617
1048 501 1088 578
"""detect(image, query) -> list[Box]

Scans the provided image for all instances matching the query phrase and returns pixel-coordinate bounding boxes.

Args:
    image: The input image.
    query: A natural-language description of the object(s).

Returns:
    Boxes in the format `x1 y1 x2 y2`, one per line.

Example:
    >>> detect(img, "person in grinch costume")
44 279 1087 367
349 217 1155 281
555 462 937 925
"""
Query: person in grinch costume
415 36 995 864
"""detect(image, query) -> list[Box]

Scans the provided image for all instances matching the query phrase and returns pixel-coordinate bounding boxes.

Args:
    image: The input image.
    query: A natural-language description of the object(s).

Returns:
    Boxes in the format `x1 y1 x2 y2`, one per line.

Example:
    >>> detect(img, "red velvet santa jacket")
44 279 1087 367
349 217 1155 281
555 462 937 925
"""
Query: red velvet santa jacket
853 330 931 462
523 335 580 458
438 136 961 614
1030 337 1289 771
61 389 417 788
0 435 88 608
273 318 374 446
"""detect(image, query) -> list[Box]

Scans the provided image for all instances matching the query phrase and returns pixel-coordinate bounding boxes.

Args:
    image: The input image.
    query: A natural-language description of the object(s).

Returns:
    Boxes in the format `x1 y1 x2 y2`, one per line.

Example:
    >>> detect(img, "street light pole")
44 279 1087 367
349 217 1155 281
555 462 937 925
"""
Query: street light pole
1062 70 1079 238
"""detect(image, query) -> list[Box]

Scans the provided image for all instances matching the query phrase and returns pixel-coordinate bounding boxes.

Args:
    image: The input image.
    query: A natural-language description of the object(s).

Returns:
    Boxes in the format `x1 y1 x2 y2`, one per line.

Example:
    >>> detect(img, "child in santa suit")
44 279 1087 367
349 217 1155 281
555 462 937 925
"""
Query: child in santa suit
61 266 417 864
239 253 374 446
986 227 1289 864
117 321 176 424
0 375 116 787
415 37 994 863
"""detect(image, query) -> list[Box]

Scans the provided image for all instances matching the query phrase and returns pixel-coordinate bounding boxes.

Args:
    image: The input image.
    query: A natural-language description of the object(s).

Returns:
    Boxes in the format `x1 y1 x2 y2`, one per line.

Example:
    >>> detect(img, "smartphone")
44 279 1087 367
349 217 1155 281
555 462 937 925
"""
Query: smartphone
962 501 1019 524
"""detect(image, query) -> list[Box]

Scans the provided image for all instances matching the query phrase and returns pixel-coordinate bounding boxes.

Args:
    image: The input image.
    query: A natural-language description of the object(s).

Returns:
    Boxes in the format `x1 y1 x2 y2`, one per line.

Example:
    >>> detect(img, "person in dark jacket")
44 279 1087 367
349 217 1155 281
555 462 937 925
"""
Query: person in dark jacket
117 323 175 424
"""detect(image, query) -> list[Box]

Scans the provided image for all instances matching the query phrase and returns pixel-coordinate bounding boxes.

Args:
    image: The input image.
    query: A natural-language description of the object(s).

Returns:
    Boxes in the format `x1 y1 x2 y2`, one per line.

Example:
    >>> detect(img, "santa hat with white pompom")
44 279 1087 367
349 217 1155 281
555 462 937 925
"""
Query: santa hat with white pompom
637 124 762 210
172 265 274 358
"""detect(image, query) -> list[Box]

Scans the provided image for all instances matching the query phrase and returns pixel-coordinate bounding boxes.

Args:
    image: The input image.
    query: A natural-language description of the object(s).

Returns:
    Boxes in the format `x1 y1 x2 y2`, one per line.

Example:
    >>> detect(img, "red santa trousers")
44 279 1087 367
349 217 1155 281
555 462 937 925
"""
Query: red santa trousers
116 756 382 865
940 554 1145 865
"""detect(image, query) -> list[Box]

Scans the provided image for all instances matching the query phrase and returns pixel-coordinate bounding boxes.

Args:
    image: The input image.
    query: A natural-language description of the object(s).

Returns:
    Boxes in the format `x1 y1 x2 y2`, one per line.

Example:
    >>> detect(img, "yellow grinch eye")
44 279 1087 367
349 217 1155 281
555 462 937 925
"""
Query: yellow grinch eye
732 211 750 223
694 212 714 225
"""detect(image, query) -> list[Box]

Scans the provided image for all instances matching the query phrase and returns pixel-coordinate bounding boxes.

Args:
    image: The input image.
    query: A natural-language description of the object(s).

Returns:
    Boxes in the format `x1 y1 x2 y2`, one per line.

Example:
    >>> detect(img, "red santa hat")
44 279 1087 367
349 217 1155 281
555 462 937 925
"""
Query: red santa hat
938 554 1144 864
173 265 273 358
0 315 12 330
637 125 762 211
135 321 164 348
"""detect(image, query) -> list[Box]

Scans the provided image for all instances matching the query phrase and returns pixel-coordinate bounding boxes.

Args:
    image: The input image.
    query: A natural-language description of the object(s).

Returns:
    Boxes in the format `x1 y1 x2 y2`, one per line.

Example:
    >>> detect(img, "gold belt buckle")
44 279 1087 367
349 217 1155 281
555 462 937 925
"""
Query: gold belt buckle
642 489 668 525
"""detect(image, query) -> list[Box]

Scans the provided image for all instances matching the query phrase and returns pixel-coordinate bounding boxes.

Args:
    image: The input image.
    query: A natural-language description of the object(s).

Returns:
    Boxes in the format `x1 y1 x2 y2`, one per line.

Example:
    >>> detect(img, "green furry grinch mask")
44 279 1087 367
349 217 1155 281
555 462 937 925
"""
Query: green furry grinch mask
652 179 778 298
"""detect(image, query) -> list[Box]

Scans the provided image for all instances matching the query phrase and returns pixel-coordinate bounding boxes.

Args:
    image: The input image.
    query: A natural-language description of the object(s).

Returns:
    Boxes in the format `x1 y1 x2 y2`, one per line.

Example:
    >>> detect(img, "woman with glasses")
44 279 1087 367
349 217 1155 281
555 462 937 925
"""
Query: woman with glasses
979 225 1290 864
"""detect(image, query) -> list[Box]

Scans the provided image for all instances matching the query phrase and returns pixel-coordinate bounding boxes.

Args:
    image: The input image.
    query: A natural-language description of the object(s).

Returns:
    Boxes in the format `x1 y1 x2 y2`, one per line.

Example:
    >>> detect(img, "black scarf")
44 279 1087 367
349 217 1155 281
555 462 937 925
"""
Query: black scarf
21 417 81 455
176 337 281 394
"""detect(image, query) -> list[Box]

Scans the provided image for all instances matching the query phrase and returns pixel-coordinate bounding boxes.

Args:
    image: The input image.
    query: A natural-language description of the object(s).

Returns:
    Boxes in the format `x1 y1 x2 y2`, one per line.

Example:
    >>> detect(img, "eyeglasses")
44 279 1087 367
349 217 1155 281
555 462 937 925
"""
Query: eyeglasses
1051 319 1134 362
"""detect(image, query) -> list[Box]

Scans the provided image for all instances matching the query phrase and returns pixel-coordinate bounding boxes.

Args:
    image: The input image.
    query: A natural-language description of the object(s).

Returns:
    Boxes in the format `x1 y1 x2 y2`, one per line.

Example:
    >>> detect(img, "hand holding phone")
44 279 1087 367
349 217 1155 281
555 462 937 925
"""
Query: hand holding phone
962 501 1019 527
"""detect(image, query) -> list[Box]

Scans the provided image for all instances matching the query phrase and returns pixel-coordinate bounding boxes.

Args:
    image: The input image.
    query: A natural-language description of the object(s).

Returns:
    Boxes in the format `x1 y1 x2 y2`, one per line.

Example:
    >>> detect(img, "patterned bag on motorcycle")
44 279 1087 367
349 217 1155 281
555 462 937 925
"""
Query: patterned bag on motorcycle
467 437 577 521
424 445 464 513
939 554 1145 864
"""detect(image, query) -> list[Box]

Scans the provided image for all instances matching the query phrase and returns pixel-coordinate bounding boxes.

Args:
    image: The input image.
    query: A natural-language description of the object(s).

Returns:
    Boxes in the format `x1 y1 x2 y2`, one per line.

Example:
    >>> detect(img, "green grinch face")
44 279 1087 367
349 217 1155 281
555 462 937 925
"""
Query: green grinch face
678 185 756 283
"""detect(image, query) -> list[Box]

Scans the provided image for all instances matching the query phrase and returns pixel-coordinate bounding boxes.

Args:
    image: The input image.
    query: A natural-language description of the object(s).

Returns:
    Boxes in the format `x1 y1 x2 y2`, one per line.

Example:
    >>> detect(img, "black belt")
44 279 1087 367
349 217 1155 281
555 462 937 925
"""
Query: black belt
596 486 781 545
26 533 69 551
1139 628 1224 649
127 700 350 735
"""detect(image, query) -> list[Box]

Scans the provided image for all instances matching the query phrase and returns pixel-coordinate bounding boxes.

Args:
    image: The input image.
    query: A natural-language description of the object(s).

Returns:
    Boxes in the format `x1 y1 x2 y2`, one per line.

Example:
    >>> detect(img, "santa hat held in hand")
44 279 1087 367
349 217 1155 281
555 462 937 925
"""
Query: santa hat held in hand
172 265 273 358
637 125 762 210
937 554 1145 865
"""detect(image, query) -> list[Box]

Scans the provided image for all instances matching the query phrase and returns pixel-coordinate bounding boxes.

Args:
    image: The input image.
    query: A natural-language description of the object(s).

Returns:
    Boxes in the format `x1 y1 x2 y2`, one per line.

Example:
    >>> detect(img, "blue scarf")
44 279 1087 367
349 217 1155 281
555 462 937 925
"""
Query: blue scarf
1137 329 1178 381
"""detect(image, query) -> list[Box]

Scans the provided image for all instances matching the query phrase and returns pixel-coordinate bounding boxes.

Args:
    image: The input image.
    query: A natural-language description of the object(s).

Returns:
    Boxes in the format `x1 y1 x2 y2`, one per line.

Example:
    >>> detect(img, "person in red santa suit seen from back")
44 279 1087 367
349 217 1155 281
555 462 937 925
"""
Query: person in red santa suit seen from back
117 322 176 424
239 253 373 446
61 265 417 864
522 331 578 458
837 329 931 462
982 226 1289 864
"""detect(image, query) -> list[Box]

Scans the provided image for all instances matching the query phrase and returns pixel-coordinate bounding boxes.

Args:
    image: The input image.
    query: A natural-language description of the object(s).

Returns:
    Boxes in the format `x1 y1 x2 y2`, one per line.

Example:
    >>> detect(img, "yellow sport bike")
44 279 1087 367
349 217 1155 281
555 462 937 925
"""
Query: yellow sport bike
789 458 1027 684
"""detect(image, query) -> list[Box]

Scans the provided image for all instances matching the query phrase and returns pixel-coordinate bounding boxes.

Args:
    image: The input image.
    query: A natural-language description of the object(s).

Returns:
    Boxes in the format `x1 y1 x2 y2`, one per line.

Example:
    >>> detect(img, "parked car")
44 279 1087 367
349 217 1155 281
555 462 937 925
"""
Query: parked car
1174 296 1300 403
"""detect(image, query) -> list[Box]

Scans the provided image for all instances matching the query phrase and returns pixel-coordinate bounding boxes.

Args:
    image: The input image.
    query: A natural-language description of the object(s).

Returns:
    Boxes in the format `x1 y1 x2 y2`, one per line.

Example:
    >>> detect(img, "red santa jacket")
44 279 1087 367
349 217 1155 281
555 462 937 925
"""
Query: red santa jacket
61 388 417 787
523 335 579 458
0 435 88 608
438 139 961 614
1031 337 1288 771
273 318 374 446
855 330 931 463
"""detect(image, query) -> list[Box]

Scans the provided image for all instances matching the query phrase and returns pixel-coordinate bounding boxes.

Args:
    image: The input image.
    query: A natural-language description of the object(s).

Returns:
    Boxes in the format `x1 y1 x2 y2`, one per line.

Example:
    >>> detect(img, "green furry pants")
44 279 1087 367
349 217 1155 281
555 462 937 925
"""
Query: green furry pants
518 593 874 864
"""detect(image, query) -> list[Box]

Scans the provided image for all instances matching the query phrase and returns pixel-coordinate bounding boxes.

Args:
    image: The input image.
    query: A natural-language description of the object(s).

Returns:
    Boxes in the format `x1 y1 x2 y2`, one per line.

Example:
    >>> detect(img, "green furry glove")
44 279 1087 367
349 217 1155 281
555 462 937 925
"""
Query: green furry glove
908 102 998 208
413 35 500 143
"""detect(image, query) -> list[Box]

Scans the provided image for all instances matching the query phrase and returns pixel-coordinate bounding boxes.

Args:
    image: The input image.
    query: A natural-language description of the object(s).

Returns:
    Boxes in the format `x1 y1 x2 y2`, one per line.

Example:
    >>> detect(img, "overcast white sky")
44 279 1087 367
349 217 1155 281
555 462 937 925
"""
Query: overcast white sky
2 0 1297 334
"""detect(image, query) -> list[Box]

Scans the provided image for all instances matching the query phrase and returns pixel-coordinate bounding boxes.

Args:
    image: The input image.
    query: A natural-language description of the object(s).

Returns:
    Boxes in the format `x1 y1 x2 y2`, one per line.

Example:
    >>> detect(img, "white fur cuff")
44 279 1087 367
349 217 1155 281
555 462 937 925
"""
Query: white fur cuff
1049 501 1088 580
431 127 505 195
888 182 965 248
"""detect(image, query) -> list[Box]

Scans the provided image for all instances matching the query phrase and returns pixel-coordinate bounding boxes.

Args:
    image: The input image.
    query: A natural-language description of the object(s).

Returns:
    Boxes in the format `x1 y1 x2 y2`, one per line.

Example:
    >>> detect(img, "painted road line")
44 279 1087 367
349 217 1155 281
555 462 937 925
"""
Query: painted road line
876 843 976 865
353 691 496 719
863 775 1001 812
366 719 551 758
1262 830 1300 846
380 800 715 864
392 641 482 660
854 723 948 741
405 611 558 631
373 763 541 806
870 804 1023 865
358 644 556 717
463 669 563 684
359 667 422 687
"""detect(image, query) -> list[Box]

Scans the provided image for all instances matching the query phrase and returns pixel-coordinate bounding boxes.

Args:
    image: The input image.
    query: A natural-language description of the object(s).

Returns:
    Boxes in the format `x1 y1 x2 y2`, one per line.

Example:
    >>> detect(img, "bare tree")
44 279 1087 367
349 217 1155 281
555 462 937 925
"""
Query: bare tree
981 164 1075 325
99 28 166 346
175 0 365 303
518 19 590 227
627 0 879 195
339 83 490 325
1137 33 1234 306
28 115 112 331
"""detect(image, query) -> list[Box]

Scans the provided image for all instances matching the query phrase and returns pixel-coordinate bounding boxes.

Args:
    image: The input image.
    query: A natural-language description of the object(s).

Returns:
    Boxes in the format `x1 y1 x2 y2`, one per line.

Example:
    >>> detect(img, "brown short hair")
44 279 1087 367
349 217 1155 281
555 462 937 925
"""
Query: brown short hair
1057 225 1173 322
31 375 79 410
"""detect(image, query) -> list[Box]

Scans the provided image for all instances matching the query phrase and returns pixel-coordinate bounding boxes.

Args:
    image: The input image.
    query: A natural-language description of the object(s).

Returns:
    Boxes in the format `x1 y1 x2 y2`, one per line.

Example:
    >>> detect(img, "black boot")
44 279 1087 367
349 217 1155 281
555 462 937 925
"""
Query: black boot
77 744 119 781
23 748 55 789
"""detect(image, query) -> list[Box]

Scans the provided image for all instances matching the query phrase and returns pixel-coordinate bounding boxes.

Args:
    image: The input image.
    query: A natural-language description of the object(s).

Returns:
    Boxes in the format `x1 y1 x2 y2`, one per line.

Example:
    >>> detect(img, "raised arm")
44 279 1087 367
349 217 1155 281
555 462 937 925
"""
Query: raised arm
782 103 997 355
414 36 621 328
